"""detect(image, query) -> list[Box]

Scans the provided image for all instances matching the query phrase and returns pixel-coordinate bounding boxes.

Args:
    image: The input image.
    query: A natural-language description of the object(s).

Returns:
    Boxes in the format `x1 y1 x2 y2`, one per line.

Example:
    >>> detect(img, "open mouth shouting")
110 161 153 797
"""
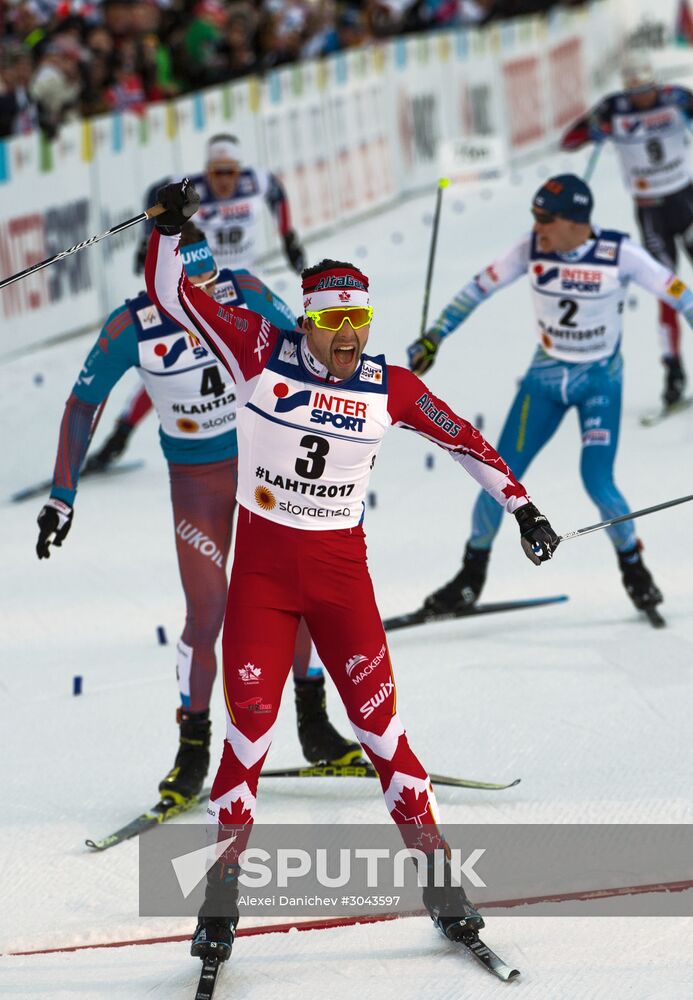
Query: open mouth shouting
332 340 359 373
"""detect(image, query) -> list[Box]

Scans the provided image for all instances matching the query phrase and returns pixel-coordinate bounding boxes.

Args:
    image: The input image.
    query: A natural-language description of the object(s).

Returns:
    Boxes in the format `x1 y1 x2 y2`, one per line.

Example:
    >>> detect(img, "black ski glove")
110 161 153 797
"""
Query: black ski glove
283 230 306 273
83 419 133 473
155 178 201 235
36 499 73 559
407 330 441 376
514 502 559 565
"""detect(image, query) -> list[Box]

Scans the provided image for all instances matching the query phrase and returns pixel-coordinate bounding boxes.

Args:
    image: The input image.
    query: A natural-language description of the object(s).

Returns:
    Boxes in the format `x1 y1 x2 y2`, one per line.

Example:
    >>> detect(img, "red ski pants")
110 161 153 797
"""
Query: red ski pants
209 507 440 830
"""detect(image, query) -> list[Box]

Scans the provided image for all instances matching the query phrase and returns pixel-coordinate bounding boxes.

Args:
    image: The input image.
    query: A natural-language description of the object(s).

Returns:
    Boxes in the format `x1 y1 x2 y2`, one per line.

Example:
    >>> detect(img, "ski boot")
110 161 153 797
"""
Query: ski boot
618 544 663 611
159 708 211 805
294 677 363 765
422 543 490 614
662 356 686 408
422 850 485 941
83 418 133 472
191 860 239 962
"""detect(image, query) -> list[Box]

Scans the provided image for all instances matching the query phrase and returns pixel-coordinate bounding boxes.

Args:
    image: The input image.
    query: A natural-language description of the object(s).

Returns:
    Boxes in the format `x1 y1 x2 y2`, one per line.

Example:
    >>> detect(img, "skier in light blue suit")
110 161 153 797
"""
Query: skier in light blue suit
407 174 693 621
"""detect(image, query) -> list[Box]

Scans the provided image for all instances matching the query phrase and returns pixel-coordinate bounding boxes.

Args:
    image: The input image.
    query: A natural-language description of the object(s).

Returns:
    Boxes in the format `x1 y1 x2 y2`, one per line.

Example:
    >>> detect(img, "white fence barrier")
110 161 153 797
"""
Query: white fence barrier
0 0 622 358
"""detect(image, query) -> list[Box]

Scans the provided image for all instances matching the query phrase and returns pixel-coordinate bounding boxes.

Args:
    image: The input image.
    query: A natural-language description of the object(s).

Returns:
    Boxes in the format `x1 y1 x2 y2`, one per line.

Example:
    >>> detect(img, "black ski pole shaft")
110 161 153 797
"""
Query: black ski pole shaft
560 492 693 541
419 177 449 337
0 204 165 291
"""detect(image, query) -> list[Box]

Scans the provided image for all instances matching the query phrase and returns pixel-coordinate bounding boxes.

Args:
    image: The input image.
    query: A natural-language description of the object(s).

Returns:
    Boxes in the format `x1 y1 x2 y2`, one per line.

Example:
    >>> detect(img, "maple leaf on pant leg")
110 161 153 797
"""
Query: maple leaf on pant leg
220 796 254 826
391 785 433 825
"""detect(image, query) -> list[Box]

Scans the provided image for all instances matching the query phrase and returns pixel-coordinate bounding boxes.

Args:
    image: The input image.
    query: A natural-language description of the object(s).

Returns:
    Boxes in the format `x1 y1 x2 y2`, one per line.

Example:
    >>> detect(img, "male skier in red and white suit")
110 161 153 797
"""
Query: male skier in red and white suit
145 179 559 963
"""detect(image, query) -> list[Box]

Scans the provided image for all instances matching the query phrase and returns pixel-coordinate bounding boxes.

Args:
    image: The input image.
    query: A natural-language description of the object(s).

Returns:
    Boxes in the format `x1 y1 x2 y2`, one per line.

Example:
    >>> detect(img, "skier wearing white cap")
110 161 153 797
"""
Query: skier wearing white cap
134 132 306 277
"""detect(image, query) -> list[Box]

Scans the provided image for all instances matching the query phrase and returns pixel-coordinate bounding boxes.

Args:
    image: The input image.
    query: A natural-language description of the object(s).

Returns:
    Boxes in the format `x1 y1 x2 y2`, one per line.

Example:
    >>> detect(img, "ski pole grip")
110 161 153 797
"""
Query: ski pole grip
144 204 166 220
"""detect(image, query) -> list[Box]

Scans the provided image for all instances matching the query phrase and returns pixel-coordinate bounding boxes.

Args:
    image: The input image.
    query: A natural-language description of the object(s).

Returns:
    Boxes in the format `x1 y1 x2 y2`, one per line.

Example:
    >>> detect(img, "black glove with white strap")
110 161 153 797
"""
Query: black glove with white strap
514 502 559 565
155 178 201 235
36 499 74 560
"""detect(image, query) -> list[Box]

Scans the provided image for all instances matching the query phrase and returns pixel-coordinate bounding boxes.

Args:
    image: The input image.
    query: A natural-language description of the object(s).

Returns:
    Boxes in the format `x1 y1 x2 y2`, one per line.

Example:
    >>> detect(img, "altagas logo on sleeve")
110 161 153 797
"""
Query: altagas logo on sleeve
414 393 461 438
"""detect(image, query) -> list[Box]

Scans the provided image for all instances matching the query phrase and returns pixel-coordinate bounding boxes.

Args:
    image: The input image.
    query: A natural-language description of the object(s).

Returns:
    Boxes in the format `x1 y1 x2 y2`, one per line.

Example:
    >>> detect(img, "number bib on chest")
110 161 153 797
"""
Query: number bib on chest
236 335 390 529
528 232 626 363
611 105 690 197
196 183 263 270
128 293 237 440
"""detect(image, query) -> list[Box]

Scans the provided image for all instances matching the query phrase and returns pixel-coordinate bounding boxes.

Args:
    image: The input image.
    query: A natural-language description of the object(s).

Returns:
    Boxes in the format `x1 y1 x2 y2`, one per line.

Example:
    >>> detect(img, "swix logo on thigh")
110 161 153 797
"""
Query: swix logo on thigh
359 678 394 718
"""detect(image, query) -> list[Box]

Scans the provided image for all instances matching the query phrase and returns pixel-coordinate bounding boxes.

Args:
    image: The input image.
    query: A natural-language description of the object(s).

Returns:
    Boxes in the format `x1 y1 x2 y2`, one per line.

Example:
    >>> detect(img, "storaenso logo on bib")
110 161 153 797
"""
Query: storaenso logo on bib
255 485 276 511
279 501 350 519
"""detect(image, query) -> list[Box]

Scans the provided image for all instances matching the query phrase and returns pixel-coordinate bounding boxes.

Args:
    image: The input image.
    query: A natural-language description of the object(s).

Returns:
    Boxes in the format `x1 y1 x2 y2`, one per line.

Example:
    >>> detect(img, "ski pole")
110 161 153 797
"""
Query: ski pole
0 205 166 292
582 143 603 184
559 492 693 542
419 177 449 337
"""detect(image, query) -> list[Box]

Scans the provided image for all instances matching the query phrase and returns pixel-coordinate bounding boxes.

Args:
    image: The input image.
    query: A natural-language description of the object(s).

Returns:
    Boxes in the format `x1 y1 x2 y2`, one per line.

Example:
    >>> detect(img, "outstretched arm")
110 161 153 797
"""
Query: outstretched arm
621 239 693 319
37 307 137 559
387 365 559 563
407 235 531 375
50 306 138 504
388 365 529 510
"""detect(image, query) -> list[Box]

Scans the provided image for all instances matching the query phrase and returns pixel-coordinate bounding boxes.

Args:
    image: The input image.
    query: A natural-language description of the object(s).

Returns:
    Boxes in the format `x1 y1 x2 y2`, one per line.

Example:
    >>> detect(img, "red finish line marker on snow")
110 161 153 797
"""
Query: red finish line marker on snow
8 877 693 958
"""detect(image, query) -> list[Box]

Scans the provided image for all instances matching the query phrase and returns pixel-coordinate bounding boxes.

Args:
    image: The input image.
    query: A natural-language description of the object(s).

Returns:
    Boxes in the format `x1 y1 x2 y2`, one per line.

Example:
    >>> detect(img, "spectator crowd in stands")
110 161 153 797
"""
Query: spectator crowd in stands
0 0 587 139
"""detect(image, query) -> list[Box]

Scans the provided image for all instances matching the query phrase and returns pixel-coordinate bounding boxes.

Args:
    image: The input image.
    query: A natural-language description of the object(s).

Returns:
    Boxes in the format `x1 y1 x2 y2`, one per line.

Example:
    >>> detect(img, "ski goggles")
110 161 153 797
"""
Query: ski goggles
305 306 373 331
189 266 219 289
531 209 558 225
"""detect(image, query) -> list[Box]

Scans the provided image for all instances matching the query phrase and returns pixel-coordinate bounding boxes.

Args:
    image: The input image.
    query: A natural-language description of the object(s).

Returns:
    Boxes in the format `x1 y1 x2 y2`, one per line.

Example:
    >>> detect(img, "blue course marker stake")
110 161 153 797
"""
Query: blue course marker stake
425 454 434 469
157 626 168 645
368 492 377 509
73 676 82 696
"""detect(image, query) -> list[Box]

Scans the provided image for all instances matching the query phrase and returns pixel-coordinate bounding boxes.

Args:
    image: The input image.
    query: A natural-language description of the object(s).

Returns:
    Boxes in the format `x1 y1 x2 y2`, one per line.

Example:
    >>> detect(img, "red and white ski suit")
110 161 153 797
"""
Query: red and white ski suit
146 231 531 833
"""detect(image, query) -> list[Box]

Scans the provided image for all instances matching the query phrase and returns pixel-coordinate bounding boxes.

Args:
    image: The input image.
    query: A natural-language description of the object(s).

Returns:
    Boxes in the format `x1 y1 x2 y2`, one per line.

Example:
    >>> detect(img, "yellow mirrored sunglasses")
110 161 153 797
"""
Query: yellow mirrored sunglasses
305 306 373 331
